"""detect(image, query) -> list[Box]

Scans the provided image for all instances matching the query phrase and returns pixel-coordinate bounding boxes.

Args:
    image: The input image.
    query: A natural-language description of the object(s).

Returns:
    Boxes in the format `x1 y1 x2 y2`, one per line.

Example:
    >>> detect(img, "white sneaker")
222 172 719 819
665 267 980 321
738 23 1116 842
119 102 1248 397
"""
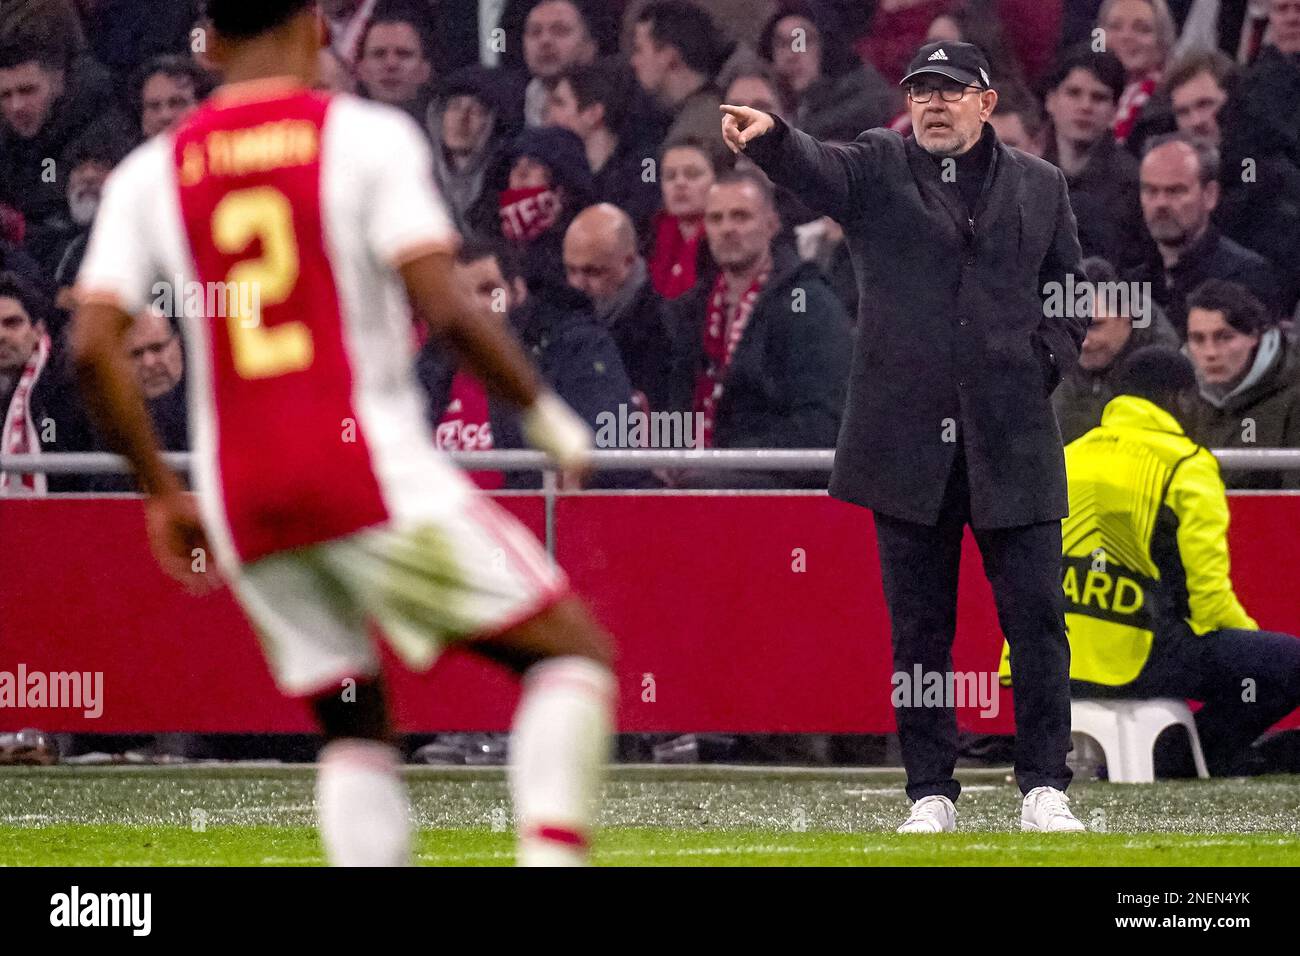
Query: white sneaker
1021 786 1086 832
897 795 956 833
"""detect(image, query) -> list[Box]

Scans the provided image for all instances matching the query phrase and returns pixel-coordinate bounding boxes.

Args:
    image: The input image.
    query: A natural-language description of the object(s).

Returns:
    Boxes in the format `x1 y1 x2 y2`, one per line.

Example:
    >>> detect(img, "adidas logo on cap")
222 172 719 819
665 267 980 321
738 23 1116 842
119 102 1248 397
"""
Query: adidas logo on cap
927 48 949 61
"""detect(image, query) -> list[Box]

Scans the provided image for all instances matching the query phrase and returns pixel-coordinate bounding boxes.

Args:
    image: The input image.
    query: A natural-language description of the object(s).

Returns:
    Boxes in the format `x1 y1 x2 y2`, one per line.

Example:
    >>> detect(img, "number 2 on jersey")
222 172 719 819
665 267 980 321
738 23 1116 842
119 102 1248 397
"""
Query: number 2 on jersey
212 186 313 379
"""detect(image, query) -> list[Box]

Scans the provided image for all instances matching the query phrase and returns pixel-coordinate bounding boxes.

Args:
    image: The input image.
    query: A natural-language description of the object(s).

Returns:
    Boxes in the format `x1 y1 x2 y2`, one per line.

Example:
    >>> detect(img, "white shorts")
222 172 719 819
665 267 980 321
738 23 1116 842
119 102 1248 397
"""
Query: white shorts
231 495 569 697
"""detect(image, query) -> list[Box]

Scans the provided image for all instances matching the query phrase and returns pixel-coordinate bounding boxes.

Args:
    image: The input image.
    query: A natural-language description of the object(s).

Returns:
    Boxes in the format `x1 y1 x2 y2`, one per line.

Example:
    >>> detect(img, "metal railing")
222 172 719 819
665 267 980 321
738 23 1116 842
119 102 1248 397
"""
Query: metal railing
5 450 1299 557
2 447 1300 478
5 447 1300 476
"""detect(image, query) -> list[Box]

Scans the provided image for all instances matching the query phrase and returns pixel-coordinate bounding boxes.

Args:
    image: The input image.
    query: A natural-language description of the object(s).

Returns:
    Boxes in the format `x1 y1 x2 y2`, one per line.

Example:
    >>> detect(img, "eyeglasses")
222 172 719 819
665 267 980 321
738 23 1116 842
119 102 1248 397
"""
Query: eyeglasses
907 83 980 103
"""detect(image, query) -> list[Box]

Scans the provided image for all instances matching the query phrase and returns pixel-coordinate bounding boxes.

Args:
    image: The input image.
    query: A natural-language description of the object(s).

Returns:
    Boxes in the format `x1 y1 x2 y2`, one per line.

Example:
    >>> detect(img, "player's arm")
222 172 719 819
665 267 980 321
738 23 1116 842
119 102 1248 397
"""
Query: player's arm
365 106 592 472
398 251 590 470
70 146 212 590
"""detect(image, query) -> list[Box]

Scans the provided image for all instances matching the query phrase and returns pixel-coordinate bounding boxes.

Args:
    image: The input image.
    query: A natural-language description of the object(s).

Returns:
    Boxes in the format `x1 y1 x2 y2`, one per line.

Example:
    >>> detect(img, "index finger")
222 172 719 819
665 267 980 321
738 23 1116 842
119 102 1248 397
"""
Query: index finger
719 104 749 119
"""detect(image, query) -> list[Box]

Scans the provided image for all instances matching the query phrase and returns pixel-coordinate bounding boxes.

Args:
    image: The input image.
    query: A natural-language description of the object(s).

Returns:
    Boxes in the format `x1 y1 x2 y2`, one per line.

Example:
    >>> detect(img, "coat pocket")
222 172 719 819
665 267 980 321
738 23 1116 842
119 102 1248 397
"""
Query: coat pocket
1030 332 1060 395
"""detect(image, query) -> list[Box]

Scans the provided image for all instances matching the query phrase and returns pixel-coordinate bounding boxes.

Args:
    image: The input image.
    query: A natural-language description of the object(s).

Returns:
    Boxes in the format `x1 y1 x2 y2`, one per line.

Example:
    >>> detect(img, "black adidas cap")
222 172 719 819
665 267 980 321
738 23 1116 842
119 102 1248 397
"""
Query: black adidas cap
899 41 993 91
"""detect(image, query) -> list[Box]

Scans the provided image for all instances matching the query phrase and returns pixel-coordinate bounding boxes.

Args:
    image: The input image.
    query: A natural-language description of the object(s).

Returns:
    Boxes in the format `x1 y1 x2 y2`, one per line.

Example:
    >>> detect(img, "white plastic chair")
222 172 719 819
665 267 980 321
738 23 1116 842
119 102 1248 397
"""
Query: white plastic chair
1070 698 1210 783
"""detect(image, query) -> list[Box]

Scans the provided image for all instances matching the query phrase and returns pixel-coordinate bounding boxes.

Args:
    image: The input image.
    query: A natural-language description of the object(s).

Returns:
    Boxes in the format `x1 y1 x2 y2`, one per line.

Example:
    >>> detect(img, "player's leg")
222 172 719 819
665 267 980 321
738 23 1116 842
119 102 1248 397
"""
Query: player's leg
331 495 614 866
232 551 412 866
466 595 615 867
310 676 413 866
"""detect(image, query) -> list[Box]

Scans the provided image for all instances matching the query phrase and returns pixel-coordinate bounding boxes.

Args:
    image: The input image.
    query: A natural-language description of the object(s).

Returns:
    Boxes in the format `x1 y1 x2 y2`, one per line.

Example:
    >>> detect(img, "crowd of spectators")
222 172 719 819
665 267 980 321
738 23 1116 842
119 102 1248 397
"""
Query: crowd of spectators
1 0 1299 495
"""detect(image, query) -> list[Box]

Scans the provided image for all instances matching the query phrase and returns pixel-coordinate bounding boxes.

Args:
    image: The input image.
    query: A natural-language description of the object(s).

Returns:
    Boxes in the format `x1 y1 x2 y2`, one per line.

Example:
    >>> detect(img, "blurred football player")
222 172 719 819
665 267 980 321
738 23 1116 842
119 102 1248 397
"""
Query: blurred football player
72 0 614 867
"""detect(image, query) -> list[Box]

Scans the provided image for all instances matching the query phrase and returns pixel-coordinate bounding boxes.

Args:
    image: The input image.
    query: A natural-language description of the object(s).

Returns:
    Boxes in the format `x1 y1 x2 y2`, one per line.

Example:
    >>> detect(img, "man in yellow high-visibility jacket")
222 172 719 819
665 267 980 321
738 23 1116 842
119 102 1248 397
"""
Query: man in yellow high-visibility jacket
1001 346 1300 776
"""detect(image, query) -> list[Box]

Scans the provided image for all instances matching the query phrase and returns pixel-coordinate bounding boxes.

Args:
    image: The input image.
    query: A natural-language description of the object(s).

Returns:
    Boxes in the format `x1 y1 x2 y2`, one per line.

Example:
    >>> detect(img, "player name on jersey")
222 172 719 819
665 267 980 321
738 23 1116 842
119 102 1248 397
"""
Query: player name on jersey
181 119 320 185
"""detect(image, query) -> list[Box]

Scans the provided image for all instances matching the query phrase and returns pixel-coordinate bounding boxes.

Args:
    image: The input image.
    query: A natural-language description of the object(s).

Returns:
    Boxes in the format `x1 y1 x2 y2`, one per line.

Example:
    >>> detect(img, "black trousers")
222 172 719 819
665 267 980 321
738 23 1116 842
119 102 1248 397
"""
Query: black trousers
873 444 1073 801
1073 627 1300 776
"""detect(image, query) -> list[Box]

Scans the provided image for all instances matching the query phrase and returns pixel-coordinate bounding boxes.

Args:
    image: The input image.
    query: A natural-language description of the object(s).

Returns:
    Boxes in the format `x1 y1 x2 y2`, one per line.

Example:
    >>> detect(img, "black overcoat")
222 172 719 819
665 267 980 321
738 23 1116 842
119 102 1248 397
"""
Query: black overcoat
745 116 1088 528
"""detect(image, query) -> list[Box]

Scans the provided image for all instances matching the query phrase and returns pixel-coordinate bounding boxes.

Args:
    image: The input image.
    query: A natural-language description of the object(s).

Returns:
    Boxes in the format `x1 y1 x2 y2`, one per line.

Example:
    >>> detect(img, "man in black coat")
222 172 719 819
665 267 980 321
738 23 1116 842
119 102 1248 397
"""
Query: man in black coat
722 41 1090 832
664 169 851 488
1041 47 1150 271
0 40 126 252
1126 134 1282 338
563 203 675 412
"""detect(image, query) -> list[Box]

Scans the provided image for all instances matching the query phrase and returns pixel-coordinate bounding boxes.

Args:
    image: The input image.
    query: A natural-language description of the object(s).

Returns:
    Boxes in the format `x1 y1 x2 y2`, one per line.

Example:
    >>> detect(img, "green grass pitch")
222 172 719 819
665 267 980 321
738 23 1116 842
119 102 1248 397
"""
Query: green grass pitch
2 765 1297 866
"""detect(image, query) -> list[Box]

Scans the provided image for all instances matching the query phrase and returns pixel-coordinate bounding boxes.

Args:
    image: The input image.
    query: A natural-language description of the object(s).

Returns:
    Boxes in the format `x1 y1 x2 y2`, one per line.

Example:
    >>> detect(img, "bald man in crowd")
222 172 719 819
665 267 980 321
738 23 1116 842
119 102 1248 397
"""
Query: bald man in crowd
1126 134 1282 338
563 203 674 410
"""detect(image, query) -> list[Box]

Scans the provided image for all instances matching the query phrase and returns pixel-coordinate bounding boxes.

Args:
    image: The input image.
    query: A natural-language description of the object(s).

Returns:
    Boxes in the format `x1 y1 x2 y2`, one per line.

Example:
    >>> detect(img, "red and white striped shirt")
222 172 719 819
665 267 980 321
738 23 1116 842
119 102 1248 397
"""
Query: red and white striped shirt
78 82 473 567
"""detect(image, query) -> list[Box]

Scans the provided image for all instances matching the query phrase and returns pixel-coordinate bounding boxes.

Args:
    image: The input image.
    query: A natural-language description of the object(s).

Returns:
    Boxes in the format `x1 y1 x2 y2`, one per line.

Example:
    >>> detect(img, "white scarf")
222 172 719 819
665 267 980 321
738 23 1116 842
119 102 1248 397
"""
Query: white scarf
0 331 51 495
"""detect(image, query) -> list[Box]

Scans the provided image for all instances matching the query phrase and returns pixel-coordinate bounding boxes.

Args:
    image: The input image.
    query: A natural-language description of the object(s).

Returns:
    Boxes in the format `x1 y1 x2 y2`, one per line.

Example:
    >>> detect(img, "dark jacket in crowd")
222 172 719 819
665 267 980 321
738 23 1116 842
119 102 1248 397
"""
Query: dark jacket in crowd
1125 225 1283 338
416 280 642 489
1122 86 1176 158
665 248 852 484
427 65 523 236
1217 44 1300 317
0 54 123 236
83 0 203 80
744 116 1088 527
1216 44 1300 316
88 376 189 492
1045 132 1151 271
663 82 726 157
1189 329 1300 490
599 263 675 412
795 64 899 143
468 126 594 286
591 135 663 234
0 239 46 296
1052 308 1180 444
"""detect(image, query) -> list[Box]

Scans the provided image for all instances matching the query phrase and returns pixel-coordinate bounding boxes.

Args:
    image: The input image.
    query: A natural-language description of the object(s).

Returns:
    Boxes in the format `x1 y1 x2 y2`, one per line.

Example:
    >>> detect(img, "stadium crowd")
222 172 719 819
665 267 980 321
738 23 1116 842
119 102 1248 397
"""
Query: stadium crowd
1 0 1299 494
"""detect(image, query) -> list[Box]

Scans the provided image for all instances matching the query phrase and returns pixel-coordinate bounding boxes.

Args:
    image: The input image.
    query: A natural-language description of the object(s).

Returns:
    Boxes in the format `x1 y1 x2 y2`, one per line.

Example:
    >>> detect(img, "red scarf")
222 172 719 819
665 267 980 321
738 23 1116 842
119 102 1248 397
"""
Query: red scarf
499 185 561 244
649 211 702 299
0 331 51 495
692 270 767 449
1113 73 1158 144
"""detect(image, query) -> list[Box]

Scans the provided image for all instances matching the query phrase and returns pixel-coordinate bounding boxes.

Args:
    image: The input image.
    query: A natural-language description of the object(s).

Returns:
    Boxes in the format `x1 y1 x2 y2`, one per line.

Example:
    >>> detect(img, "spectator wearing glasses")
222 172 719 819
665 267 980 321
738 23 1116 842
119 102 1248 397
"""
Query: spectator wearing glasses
723 39 1089 833
88 309 188 493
